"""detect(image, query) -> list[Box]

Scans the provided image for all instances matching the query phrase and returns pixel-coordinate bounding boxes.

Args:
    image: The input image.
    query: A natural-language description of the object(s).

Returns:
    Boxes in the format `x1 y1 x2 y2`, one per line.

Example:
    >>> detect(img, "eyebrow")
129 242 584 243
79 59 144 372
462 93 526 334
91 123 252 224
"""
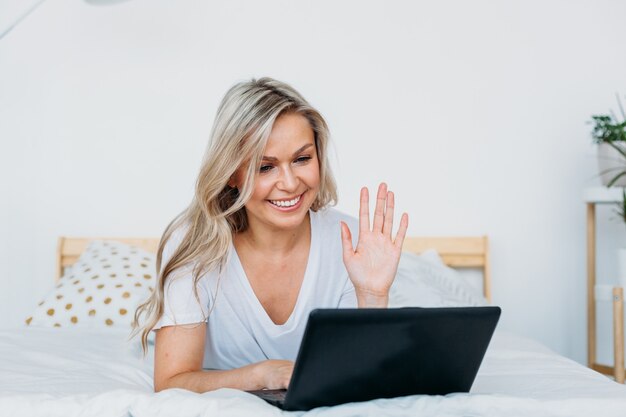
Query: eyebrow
262 143 314 162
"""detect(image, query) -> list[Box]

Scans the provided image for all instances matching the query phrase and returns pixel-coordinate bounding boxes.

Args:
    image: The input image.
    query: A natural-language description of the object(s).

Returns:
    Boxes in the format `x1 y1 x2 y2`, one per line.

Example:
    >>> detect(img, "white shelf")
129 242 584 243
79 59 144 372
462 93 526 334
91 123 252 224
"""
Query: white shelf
584 187 625 204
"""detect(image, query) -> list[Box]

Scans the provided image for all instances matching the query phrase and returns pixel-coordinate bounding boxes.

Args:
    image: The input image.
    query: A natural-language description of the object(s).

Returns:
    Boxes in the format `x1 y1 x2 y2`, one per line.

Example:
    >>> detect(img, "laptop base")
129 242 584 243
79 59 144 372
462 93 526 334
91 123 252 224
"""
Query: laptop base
247 389 287 409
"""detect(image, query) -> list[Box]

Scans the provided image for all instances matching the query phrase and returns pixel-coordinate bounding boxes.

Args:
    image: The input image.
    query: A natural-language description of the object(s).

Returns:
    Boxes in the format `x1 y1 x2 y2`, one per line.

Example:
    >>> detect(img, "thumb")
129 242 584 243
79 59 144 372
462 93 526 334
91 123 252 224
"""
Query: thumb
340 221 354 260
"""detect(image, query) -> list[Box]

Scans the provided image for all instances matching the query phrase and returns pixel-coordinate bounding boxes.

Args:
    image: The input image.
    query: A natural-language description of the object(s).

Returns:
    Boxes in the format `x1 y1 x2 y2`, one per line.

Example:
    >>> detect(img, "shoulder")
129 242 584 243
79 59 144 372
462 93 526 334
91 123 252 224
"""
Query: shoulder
311 207 359 244
312 207 357 228
159 222 201 286
160 222 190 265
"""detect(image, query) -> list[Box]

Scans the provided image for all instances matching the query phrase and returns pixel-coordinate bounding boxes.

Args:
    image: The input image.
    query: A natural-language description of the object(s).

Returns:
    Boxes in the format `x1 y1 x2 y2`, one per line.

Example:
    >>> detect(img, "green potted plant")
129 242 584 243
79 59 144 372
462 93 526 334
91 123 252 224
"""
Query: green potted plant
590 94 626 187
591 96 626 289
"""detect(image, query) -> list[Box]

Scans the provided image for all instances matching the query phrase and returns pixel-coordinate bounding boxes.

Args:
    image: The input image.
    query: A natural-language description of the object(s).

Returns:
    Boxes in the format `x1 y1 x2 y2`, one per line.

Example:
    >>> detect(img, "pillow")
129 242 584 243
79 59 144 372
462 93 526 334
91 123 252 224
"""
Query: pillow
26 240 156 330
389 249 489 307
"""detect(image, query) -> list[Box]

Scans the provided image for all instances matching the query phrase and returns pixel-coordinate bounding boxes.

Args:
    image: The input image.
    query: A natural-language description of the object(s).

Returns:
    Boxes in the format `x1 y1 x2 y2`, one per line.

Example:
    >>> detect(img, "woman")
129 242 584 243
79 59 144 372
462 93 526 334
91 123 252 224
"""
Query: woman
133 77 409 392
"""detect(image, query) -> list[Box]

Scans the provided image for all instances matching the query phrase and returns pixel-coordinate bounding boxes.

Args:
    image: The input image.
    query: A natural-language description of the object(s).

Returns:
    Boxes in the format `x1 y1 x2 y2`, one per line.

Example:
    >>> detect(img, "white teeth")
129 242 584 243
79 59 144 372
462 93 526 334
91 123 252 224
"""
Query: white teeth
270 195 301 208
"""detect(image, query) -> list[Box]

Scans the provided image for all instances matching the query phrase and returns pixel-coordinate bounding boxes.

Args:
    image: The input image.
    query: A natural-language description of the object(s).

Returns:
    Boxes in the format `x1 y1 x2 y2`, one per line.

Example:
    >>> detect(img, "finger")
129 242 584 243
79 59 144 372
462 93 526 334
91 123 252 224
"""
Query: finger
382 191 395 237
340 221 355 260
359 187 370 234
393 213 409 249
372 182 387 232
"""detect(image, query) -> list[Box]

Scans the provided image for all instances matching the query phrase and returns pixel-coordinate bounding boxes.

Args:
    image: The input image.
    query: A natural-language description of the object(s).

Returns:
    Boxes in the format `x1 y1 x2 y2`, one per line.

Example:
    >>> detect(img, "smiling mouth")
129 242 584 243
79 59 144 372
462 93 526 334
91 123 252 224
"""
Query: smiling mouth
268 193 303 208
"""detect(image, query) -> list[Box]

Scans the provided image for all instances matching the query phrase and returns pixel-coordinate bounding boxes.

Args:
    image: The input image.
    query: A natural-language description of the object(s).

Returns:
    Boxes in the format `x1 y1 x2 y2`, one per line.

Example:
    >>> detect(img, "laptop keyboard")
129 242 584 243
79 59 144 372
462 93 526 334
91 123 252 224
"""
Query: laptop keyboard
248 389 287 401
248 389 287 404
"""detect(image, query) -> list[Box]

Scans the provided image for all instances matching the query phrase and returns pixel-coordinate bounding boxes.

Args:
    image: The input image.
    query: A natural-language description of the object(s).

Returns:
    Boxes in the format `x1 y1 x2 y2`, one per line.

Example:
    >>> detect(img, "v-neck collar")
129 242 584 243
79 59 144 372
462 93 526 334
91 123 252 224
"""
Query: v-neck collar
230 211 319 329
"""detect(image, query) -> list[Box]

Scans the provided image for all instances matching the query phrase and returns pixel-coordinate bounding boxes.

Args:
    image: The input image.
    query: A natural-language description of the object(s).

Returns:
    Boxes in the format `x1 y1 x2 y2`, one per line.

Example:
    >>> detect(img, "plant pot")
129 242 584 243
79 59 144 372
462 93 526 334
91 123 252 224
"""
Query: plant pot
618 248 626 289
598 143 626 187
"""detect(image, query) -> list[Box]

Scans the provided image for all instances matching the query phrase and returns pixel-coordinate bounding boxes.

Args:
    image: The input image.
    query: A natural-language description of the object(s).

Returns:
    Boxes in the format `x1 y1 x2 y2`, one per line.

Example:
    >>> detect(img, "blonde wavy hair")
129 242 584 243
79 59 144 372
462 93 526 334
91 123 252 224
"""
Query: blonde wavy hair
132 77 338 354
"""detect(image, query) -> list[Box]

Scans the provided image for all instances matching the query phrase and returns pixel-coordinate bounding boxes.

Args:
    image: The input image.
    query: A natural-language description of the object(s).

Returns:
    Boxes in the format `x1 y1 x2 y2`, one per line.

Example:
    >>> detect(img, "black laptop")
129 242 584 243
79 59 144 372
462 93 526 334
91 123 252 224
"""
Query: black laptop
248 306 500 411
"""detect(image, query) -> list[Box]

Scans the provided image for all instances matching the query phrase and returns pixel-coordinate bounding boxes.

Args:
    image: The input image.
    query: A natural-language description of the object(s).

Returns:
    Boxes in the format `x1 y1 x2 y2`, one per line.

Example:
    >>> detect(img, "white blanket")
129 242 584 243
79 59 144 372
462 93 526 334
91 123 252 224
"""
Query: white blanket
1 327 625 417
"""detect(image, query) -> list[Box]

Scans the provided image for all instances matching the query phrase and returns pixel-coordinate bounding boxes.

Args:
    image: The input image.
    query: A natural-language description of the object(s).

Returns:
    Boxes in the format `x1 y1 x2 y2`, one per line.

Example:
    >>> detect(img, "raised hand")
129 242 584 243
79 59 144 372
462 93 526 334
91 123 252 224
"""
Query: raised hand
340 183 409 307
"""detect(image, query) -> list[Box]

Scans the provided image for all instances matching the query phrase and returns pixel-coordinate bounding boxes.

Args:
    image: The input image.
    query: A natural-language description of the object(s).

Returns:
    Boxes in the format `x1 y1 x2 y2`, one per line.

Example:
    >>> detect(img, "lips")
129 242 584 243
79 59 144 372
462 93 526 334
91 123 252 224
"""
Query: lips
269 195 301 207
267 192 305 210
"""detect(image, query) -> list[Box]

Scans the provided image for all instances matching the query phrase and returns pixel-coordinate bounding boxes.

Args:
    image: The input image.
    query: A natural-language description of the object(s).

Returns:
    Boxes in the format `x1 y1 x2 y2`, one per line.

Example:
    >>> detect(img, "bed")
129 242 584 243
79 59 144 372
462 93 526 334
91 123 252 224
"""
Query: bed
1 236 625 417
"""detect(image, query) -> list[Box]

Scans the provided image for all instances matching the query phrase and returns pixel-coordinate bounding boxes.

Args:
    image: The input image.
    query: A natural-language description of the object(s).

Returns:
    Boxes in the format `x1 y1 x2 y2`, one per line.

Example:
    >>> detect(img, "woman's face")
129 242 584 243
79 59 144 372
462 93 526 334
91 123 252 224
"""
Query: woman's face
238 112 320 233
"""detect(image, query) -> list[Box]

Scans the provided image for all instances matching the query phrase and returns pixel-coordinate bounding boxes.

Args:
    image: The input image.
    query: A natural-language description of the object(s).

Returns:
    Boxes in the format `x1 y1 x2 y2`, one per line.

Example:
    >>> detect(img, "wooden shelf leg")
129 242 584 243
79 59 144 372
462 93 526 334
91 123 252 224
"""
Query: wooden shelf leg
587 203 596 368
613 287 625 384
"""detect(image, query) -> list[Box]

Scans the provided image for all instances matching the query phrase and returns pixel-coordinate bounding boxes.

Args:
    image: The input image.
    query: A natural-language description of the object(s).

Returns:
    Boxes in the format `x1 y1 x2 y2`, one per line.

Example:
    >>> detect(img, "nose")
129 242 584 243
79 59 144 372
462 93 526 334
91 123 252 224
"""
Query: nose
277 165 299 192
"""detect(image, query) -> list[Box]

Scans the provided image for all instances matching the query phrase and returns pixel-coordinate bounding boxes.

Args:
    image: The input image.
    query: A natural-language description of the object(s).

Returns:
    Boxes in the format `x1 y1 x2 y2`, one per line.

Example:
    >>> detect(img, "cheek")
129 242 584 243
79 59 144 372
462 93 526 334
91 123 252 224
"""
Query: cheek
307 163 321 187
250 177 273 201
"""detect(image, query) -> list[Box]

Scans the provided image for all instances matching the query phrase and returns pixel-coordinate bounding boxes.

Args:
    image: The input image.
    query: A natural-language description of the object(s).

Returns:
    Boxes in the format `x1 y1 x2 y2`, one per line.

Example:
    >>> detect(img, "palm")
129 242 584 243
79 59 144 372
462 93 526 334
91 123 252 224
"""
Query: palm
341 183 409 296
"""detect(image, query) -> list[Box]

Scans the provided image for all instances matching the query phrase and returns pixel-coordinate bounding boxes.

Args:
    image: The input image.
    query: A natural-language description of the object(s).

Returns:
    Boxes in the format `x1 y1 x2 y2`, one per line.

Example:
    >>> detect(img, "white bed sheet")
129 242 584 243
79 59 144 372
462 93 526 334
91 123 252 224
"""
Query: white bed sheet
1 326 625 417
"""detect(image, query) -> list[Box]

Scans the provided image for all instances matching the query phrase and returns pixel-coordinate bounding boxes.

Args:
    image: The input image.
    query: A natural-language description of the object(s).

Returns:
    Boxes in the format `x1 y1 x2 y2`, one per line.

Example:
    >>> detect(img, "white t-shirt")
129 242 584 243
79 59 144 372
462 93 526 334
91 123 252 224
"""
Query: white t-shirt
152 208 359 370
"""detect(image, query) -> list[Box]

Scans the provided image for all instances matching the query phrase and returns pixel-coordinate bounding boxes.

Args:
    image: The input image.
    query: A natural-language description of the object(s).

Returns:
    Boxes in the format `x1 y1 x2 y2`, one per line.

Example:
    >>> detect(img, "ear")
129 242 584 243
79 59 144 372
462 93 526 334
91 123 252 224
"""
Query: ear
227 171 240 189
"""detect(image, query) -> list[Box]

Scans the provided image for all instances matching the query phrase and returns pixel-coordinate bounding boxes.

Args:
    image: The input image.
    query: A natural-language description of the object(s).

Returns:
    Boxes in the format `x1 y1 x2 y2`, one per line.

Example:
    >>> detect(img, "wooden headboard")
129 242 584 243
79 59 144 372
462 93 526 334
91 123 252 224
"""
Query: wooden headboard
56 235 491 301
56 237 160 281
402 236 490 301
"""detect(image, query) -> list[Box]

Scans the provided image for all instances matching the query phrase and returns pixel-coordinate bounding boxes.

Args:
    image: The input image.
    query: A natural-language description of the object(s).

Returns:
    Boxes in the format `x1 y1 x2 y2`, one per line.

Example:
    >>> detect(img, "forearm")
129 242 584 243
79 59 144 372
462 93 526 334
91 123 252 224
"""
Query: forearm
355 288 389 308
156 362 262 393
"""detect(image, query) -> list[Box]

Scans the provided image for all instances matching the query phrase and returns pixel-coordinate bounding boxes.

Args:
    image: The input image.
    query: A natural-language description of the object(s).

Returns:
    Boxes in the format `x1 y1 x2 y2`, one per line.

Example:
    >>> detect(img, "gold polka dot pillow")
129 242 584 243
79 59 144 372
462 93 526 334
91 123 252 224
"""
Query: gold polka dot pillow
26 240 156 330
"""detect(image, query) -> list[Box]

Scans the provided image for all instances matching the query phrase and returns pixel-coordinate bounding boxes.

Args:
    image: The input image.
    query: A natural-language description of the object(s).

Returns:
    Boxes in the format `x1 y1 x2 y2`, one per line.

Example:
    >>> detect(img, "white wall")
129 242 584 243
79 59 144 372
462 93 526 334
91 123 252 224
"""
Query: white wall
2 0 626 366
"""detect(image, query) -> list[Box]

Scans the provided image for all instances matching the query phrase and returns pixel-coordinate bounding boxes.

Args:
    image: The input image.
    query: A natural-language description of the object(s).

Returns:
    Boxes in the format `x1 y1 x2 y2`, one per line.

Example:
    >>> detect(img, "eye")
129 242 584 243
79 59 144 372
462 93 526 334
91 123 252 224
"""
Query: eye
295 156 312 164
259 165 273 173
